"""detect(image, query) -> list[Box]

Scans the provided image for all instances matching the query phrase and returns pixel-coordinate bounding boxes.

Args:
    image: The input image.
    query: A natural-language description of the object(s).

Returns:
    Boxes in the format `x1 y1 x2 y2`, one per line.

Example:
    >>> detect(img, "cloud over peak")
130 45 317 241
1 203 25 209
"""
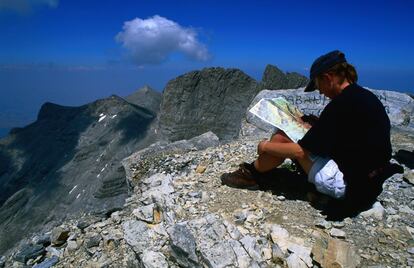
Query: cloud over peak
115 15 211 65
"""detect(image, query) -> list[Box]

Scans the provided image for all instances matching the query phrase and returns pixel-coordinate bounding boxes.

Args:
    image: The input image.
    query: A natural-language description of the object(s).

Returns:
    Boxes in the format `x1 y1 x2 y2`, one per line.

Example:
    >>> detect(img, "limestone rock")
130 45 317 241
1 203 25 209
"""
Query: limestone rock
360 201 385 220
312 237 360 268
14 244 45 263
287 244 312 267
32 256 59 268
50 227 70 246
133 204 155 223
329 228 346 239
168 224 200 267
140 250 168 268
286 253 308 268
84 233 102 248
158 67 259 141
195 165 207 173
123 220 154 254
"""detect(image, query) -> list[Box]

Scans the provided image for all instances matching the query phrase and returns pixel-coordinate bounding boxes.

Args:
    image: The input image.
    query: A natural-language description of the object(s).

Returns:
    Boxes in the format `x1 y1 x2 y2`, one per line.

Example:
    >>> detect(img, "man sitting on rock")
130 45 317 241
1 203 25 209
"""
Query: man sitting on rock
221 50 402 217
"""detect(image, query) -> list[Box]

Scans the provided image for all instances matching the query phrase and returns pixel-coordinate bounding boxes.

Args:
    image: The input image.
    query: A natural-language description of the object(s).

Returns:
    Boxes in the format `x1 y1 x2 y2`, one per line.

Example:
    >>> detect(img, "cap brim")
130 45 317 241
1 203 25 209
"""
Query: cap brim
304 80 316 92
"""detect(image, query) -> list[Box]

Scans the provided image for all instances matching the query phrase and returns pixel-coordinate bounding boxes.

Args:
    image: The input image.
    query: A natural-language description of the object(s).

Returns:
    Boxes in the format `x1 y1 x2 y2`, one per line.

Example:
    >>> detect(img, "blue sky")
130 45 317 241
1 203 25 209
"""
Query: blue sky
0 0 413 131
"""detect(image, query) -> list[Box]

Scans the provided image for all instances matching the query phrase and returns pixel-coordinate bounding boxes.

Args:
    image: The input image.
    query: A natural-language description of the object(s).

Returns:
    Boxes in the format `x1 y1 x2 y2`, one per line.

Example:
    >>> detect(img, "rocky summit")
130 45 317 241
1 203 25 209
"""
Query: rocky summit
124 86 162 115
157 67 260 142
260 65 309 91
0 65 413 267
2 127 413 267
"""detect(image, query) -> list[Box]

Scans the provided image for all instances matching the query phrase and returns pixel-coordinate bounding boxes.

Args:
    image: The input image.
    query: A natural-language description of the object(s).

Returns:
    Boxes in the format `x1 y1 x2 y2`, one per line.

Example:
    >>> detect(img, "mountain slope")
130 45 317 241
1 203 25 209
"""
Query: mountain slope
0 95 159 254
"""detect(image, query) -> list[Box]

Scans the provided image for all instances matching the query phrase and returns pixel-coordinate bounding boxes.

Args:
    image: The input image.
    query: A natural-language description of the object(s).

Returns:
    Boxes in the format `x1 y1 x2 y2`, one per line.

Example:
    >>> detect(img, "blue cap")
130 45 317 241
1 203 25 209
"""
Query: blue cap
304 50 347 92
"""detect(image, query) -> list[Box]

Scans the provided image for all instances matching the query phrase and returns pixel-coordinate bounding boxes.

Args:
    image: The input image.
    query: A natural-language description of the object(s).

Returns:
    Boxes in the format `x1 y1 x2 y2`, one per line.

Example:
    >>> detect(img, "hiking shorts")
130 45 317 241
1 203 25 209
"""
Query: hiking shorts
308 154 346 199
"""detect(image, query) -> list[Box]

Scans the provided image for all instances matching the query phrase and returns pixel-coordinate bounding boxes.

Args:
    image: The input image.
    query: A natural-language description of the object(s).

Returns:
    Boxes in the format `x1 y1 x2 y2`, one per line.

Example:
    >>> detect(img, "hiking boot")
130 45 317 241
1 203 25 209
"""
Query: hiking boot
220 162 260 190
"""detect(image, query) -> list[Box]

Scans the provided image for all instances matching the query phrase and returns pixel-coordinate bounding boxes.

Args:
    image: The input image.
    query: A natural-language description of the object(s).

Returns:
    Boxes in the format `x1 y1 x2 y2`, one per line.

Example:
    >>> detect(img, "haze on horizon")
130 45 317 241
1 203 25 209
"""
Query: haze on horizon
0 0 413 134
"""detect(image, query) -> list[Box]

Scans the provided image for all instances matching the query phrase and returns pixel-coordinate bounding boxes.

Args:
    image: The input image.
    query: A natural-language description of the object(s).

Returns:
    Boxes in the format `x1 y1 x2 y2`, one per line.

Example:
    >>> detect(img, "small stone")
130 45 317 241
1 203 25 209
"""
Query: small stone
277 195 286 201
50 227 70 246
287 244 313 267
332 221 345 228
66 241 78 252
32 256 59 268
360 202 385 219
85 233 102 248
133 204 155 223
76 220 90 230
408 247 414 254
196 165 207 173
286 253 307 268
141 250 168 268
245 214 259 224
329 228 346 239
32 234 51 246
234 211 247 224
14 244 45 264
315 220 332 229
187 191 202 198
312 237 360 268
262 247 272 260
168 224 199 267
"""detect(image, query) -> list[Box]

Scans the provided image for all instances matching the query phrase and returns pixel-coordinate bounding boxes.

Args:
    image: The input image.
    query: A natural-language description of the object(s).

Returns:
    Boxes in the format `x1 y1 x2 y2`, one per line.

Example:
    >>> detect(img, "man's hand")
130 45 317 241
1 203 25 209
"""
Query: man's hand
301 114 319 126
257 139 268 155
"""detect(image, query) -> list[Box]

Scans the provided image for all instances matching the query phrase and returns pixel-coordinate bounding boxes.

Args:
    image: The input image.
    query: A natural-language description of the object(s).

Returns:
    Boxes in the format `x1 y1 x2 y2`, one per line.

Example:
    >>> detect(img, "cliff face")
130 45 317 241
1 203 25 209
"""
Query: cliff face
0 95 159 254
157 67 259 142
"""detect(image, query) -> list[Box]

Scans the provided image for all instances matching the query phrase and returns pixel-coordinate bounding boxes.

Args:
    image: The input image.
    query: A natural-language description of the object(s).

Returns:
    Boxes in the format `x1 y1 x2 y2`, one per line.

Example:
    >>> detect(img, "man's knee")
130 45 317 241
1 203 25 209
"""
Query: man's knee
270 131 292 143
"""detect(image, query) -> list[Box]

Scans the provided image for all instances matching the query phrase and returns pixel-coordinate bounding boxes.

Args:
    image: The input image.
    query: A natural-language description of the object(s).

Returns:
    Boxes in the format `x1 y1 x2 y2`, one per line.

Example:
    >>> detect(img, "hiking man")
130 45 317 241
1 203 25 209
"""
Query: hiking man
221 50 401 216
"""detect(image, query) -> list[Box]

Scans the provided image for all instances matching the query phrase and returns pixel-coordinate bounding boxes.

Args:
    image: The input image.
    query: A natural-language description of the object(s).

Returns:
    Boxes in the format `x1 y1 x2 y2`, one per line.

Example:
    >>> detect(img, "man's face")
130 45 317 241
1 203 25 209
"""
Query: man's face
315 73 335 99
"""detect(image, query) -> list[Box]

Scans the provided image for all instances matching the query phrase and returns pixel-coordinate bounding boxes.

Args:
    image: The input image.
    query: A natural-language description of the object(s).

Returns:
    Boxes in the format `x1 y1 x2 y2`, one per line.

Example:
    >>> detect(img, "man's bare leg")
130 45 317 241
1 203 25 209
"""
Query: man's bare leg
254 131 292 172
254 131 314 174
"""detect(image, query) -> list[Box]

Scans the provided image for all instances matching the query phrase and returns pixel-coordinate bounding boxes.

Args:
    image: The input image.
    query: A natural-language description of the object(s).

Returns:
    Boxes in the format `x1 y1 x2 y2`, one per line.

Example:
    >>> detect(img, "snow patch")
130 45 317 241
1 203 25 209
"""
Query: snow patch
111 114 117 119
99 115 107 122
69 185 78 194
76 193 81 199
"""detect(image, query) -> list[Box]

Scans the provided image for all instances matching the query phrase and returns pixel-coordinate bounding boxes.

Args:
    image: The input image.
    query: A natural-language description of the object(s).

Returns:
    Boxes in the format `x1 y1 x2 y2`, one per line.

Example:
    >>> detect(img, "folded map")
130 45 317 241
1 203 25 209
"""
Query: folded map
248 97 311 142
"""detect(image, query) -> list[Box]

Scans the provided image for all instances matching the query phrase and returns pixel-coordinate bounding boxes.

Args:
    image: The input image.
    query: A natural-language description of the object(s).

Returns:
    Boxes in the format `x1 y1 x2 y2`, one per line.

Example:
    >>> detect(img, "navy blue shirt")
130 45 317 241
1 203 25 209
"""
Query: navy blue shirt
298 83 392 186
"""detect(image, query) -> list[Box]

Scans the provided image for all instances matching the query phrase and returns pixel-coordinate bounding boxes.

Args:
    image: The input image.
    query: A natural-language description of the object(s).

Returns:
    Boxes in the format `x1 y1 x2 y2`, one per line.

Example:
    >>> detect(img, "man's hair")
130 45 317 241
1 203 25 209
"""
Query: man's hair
321 62 358 84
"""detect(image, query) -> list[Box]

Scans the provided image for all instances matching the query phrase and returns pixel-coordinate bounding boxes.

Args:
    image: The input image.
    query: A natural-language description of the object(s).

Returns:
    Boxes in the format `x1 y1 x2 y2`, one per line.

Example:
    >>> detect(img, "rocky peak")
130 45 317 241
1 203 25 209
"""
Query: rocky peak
260 64 308 90
158 67 259 142
124 85 162 114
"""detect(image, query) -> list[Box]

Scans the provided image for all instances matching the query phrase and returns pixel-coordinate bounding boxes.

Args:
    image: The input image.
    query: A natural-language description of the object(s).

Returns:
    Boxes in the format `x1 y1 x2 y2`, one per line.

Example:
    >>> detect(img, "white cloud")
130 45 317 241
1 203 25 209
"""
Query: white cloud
0 0 58 14
115 15 211 65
